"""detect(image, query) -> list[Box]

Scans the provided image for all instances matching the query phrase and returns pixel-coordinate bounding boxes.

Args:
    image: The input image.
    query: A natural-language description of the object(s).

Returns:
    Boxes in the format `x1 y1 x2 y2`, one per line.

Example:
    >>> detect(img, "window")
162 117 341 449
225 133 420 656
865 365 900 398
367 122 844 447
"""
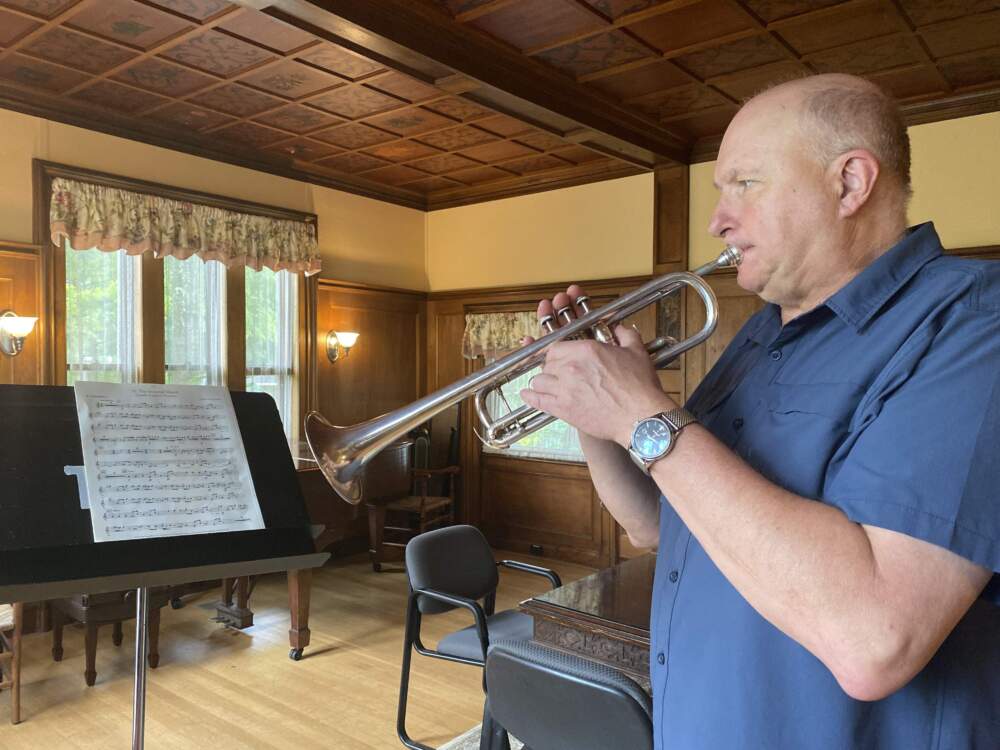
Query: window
64 245 139 385
245 267 297 441
482 365 585 462
164 256 226 386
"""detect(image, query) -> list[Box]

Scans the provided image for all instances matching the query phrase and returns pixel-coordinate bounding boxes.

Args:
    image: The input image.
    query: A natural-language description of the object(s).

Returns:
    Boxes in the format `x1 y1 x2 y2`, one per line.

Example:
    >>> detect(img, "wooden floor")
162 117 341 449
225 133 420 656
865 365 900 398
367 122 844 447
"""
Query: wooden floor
0 550 595 749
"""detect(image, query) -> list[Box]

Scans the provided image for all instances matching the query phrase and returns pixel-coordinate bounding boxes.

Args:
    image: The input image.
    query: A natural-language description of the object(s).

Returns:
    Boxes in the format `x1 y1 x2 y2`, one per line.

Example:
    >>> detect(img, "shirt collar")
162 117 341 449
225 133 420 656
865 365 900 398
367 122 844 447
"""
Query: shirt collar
825 222 943 331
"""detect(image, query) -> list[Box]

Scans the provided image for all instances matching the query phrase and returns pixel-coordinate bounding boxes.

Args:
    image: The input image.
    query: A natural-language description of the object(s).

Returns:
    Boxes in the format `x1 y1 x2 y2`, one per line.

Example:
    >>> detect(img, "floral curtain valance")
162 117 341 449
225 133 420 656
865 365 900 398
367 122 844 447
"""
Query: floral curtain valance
462 311 541 361
50 177 321 275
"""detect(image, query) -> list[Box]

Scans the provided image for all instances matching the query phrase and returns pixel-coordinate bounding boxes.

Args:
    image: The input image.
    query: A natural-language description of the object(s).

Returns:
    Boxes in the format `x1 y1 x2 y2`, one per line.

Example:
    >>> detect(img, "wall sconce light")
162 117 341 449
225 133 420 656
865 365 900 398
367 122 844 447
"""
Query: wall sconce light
0 310 37 357
326 330 359 363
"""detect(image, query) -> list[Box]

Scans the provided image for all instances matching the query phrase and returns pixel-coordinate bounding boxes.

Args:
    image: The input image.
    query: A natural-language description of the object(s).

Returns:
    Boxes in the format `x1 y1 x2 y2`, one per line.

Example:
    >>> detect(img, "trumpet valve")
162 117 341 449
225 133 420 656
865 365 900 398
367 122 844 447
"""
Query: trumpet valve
539 314 556 334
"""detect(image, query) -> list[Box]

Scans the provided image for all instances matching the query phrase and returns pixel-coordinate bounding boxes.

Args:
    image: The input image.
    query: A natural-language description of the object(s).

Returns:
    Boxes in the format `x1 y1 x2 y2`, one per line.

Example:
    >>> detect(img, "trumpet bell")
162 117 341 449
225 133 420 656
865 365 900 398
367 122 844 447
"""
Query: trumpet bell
304 411 364 505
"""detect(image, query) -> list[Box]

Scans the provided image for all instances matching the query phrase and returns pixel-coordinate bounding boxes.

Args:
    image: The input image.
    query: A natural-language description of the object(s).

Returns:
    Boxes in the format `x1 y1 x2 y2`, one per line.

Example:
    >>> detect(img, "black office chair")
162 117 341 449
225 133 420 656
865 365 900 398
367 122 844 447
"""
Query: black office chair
398 525 561 750
483 639 653 750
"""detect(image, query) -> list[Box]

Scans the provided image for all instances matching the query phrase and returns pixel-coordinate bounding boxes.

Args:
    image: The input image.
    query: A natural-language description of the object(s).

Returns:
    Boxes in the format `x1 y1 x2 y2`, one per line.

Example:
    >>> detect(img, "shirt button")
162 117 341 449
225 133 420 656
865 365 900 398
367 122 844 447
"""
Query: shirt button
769 349 782 361
732 417 744 430
668 570 679 582
657 652 665 665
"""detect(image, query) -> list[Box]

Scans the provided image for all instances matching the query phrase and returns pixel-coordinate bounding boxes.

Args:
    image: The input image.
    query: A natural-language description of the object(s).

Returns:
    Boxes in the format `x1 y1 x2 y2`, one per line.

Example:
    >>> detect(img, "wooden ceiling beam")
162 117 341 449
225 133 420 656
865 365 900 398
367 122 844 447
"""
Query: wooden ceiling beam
261 0 692 165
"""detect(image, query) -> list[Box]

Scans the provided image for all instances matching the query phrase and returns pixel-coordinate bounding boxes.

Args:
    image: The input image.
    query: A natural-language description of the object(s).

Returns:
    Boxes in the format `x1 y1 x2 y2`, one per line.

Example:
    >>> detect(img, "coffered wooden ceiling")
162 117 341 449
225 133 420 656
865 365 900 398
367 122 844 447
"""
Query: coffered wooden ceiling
1 0 998 210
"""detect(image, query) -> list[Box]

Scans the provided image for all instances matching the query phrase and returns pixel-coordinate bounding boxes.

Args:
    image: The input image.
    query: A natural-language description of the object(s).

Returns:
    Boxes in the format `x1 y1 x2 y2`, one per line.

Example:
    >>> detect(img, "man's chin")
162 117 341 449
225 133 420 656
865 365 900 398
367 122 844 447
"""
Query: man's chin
735 263 765 295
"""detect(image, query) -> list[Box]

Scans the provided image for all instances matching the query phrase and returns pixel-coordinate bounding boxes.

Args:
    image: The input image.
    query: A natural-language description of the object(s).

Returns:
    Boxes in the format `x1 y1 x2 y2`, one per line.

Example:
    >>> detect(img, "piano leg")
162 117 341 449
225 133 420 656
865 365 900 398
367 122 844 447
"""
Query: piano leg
288 568 312 661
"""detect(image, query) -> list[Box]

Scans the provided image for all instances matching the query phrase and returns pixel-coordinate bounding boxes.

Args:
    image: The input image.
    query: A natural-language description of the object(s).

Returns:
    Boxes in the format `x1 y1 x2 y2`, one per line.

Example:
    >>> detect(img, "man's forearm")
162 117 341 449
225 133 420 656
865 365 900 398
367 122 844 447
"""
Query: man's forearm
579 431 660 548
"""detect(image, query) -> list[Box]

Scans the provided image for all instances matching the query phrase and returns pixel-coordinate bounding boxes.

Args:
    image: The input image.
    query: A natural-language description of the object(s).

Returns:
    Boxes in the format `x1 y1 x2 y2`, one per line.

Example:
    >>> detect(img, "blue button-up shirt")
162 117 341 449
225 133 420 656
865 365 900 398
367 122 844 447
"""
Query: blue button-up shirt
652 223 1000 749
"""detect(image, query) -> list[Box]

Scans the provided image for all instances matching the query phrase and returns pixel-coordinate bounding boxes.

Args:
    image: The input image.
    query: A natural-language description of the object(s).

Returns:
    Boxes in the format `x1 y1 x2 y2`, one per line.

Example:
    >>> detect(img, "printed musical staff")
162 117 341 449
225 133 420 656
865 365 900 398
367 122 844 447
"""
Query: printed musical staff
74 382 265 543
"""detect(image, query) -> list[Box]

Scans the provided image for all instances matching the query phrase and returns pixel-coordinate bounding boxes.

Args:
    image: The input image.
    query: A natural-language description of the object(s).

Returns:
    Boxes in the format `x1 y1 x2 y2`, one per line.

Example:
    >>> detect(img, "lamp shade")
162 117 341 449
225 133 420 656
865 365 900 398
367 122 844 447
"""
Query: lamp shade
333 331 359 348
0 315 37 337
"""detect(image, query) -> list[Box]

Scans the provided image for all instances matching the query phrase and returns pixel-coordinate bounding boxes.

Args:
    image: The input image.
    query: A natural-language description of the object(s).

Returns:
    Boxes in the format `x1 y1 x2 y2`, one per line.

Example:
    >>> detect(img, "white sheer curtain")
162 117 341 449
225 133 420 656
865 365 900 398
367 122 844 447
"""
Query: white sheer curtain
245 267 297 443
65 245 139 385
164 256 226 386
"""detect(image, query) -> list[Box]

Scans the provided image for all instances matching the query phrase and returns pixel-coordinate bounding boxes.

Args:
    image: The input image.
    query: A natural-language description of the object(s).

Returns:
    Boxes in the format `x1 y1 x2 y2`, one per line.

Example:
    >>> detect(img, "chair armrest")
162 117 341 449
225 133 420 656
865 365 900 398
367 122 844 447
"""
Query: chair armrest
498 560 562 589
414 587 490 659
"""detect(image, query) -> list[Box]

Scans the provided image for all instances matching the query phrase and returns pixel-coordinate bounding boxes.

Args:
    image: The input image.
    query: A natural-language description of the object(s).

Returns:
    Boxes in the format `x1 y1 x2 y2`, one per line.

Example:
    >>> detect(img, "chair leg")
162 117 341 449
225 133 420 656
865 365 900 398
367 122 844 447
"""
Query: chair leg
367 502 387 573
84 623 98 687
396 596 432 750
479 697 512 750
147 608 161 669
112 621 123 647
51 608 64 662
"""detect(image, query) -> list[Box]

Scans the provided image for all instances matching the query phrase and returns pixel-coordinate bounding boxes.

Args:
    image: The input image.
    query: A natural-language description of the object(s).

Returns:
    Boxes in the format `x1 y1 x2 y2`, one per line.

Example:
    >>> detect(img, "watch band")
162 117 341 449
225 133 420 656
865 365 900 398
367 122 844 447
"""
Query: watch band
661 407 697 432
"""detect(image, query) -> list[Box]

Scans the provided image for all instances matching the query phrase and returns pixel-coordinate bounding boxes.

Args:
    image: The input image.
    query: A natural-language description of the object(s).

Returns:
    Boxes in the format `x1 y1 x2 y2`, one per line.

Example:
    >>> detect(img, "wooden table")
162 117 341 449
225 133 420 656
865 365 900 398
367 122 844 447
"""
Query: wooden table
520 553 655 691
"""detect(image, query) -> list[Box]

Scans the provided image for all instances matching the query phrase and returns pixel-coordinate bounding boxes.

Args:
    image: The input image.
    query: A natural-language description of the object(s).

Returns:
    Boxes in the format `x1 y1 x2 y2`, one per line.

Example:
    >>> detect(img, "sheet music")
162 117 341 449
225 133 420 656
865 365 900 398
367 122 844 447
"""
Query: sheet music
74 382 265 543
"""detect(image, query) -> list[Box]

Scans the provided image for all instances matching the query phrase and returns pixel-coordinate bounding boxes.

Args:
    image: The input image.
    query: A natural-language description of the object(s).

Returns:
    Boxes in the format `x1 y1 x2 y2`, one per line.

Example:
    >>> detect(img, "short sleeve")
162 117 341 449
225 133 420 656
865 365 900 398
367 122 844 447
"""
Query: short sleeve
824 303 1000 588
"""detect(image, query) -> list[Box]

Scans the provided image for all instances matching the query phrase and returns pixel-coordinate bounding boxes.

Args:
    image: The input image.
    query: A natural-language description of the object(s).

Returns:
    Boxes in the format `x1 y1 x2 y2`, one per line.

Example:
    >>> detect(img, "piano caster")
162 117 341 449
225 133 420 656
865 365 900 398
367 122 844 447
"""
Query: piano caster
289 648 303 661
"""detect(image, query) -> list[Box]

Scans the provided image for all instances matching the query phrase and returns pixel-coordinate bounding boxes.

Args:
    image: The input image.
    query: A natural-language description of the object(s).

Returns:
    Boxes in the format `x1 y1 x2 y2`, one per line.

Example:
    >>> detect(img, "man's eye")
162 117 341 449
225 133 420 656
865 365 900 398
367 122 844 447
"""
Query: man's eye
738 179 755 190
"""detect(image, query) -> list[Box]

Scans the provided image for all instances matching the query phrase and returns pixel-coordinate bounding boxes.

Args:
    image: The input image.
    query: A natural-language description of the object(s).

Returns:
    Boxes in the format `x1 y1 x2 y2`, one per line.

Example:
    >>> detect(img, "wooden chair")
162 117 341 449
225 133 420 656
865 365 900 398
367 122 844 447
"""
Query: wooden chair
365 423 460 573
0 602 23 724
51 588 170 687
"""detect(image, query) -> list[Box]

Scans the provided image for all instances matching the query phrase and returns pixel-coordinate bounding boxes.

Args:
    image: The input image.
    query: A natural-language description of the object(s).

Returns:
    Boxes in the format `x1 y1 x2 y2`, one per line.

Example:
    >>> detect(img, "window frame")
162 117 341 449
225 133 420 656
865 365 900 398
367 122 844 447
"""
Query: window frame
35 159 319 443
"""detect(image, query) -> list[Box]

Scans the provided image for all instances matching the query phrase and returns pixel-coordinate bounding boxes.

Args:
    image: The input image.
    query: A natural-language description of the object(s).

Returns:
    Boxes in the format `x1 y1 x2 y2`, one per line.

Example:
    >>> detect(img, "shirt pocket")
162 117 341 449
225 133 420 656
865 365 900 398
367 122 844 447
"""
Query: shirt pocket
760 382 867 497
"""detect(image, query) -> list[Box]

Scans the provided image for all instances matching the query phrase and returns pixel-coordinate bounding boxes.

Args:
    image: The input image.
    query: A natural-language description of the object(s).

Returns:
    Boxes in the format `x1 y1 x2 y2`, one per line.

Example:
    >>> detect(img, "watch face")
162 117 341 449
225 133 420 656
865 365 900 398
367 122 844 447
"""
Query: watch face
633 418 672 460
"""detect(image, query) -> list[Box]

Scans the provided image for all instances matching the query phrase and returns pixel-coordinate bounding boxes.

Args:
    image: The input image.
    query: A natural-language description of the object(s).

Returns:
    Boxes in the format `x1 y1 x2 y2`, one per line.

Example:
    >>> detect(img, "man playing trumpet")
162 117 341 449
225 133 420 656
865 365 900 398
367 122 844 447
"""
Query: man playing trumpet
522 73 999 749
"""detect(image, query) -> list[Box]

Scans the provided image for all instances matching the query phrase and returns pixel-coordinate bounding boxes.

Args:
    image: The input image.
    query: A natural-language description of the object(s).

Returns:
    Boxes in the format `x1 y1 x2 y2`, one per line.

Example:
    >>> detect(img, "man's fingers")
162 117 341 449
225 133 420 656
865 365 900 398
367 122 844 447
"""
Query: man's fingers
615 323 646 351
552 292 575 326
537 298 554 325
520 387 556 414
527 372 558 394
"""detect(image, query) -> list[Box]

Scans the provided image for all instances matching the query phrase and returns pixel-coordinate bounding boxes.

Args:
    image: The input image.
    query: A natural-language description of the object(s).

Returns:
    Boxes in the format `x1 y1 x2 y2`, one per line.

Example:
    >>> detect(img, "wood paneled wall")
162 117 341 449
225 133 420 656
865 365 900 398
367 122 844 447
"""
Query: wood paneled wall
315 280 426 428
0 243 43 386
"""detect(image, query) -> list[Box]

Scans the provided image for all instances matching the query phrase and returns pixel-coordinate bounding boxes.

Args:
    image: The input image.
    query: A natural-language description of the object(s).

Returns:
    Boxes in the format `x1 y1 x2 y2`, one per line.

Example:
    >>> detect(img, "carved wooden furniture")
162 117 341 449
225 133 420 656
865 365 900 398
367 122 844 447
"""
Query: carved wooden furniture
398 524 560 750
0 602 23 724
520 553 654 692
50 589 170 687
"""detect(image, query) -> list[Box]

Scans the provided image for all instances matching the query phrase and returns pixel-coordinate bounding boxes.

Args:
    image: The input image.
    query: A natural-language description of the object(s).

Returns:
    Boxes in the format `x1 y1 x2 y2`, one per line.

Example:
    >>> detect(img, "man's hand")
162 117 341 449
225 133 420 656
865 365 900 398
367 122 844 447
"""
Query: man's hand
520 284 675 446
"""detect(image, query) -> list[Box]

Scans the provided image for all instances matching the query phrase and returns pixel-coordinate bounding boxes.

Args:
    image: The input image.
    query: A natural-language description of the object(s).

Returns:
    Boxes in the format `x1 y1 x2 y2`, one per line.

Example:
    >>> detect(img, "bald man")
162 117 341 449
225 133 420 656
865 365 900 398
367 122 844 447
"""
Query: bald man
523 74 999 748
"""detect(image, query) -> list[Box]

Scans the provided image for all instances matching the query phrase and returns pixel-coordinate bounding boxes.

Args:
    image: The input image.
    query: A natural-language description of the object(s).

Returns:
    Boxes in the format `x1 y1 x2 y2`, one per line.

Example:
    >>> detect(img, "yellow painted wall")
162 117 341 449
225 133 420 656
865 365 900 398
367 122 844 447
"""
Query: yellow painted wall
0 108 427 290
689 111 1000 267
425 173 654 291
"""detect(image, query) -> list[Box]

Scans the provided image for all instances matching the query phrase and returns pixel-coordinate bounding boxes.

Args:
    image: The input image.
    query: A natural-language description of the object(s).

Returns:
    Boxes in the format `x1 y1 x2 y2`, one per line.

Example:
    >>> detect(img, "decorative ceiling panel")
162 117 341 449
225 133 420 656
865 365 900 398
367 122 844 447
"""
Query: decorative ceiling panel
868 64 947 100
67 0 195 49
806 33 926 76
404 176 462 193
580 0 674 19
160 28 276 76
513 129 568 151
362 139 442 163
448 165 515 184
500 153 572 174
188 82 285 117
937 48 1000 89
316 151 390 173
365 71 442 103
215 120 288 148
589 58 691 100
626 0 755 55
673 34 788 80
266 137 338 162
739 0 846 24
144 1 234 21
474 113 533 136
296 44 385 80
773 2 907 55
238 58 343 98
0 10 40 46
216 8 316 53
252 104 341 134
458 139 537 162
73 79 170 113
153 100 235 130
469 0 605 53
534 30 654 77
364 106 458 136
423 96 493 121
21 26 140 74
407 152 480 174
312 122 396 149
0 0 78 18
0 52 91 92
112 57 217 96
416 124 498 150
363 164 427 186
896 0 1000 27
918 10 1000 59
308 84 404 118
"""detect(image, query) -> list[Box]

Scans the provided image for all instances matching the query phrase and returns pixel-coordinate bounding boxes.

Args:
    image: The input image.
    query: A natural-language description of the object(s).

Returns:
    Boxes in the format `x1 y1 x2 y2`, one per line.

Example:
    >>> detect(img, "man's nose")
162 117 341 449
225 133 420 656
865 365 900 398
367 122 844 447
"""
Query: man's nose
708 200 733 239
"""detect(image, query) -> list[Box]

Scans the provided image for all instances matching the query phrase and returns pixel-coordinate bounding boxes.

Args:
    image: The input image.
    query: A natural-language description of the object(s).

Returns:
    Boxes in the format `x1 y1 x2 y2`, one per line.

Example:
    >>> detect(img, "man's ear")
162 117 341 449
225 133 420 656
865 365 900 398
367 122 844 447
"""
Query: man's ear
834 149 880 217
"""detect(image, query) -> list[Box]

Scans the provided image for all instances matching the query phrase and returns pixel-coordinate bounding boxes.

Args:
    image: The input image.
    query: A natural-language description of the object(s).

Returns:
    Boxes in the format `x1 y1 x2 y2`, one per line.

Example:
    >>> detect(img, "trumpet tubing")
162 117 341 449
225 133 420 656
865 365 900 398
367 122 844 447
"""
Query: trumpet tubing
305 247 741 504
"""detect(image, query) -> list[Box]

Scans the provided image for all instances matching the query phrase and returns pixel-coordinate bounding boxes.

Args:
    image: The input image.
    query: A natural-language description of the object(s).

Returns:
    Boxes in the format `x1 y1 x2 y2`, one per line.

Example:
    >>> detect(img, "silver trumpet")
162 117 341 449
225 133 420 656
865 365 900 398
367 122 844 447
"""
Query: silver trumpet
305 247 741 504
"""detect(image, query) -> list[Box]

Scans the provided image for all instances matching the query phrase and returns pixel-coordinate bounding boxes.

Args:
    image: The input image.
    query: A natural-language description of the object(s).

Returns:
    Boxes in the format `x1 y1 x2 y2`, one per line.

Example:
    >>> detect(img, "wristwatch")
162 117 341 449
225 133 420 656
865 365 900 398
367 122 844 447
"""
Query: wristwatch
627 407 697 474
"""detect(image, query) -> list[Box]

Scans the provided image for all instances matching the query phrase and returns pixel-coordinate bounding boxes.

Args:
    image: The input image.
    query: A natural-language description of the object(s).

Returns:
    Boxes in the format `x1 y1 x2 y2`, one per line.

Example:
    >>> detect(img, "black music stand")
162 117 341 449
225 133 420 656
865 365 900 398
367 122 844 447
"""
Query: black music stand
0 385 328 749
